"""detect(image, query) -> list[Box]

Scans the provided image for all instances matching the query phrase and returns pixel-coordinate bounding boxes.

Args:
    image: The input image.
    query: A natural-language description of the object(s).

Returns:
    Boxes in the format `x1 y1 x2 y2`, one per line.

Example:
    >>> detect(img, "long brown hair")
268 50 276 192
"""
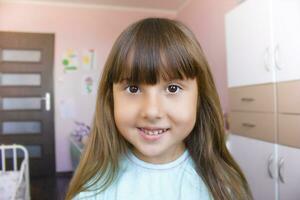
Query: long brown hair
66 18 253 200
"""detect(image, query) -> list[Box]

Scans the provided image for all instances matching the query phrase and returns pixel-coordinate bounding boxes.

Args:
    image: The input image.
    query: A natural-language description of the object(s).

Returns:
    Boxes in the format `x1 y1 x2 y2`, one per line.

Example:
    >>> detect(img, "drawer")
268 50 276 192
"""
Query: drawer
229 112 275 143
277 80 300 114
278 114 300 149
229 84 275 112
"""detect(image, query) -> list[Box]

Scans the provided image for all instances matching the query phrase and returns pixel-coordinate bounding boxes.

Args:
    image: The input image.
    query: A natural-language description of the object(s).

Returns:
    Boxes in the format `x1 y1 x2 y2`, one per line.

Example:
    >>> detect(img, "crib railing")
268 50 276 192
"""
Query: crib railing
0 144 31 200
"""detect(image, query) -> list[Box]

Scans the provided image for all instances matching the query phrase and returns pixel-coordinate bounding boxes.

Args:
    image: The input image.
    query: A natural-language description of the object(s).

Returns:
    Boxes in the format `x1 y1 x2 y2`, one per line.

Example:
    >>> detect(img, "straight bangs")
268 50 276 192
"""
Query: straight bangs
109 18 199 85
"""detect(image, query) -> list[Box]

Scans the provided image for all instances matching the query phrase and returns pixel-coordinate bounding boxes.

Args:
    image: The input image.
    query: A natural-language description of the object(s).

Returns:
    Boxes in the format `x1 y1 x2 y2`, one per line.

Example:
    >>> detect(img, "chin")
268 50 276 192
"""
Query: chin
133 147 168 162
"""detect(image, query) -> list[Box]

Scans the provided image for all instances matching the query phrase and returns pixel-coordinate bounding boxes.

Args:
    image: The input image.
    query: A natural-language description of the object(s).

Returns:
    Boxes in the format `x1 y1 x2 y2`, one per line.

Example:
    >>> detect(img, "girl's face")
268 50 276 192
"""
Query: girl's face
113 78 198 164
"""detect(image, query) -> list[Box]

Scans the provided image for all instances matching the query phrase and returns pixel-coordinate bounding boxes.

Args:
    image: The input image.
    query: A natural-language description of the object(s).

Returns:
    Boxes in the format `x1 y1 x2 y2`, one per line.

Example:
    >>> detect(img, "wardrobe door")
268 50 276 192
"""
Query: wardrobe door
278 114 300 149
273 0 300 82
225 0 275 87
227 134 276 200
229 112 276 143
229 84 275 112
277 80 300 114
278 145 300 200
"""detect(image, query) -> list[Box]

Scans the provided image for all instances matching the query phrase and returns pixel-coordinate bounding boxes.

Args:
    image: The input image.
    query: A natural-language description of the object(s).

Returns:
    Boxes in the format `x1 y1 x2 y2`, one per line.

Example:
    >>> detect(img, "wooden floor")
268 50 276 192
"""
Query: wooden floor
30 173 72 200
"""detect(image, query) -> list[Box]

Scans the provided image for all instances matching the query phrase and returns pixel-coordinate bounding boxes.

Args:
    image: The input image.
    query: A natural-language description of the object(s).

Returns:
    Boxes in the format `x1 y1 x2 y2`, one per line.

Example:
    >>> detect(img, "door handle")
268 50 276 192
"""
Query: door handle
264 47 270 72
278 158 285 183
41 92 51 111
274 44 282 70
241 97 255 102
242 123 256 128
267 154 274 179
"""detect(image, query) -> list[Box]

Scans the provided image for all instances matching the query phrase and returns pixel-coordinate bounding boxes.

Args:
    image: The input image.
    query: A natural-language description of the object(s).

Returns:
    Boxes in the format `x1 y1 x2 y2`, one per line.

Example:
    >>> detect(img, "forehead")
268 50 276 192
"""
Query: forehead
108 19 200 86
112 51 197 86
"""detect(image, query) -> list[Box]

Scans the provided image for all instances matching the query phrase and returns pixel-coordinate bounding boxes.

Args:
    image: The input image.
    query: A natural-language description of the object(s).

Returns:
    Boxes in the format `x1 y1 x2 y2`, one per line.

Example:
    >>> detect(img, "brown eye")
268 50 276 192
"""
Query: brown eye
126 85 140 93
167 85 181 93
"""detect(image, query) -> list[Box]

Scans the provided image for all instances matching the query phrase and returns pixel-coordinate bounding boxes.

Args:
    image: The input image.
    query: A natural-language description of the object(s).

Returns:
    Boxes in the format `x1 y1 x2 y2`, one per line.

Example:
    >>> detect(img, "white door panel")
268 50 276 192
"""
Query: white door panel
226 0 275 87
278 145 300 200
273 0 300 82
227 134 276 200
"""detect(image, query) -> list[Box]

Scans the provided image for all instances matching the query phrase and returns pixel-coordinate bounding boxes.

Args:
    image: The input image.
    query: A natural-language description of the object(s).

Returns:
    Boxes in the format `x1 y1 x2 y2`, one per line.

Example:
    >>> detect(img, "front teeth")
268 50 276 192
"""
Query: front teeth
141 128 167 136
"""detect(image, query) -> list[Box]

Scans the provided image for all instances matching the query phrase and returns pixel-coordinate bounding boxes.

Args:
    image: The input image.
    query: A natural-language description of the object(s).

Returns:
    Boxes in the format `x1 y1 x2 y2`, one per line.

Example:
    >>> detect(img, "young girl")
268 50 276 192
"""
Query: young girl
66 18 253 200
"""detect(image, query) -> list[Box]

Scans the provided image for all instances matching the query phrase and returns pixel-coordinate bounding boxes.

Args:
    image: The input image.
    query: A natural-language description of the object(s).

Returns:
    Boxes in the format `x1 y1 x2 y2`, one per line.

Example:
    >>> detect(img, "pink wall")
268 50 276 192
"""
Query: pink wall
0 0 237 172
0 2 175 172
176 0 237 113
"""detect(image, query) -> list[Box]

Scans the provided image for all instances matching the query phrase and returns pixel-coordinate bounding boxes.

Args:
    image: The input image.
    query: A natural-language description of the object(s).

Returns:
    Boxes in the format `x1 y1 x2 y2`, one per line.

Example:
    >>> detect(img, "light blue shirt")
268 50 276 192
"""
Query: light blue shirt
74 150 212 200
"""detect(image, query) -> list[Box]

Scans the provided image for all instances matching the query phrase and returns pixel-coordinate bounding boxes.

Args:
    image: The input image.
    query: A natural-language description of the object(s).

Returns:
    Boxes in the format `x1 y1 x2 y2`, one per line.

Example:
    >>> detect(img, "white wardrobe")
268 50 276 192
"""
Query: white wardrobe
225 0 300 199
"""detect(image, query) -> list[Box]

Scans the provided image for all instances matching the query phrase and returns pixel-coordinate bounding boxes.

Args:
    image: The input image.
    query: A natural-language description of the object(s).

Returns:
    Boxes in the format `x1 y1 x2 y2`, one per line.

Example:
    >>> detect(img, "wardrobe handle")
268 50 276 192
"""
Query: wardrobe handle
241 97 255 102
242 123 255 128
267 154 274 179
279 158 285 183
264 47 270 72
242 123 256 128
274 44 282 70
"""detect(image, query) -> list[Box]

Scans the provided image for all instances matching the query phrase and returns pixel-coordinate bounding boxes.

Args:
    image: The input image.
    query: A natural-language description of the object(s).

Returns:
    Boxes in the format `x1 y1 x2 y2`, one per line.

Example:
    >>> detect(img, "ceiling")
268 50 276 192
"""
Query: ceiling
5 0 190 12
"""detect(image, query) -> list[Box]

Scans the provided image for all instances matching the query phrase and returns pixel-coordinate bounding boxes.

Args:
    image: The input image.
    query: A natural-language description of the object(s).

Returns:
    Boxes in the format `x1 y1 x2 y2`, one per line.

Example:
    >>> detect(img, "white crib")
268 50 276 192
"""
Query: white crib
0 144 30 200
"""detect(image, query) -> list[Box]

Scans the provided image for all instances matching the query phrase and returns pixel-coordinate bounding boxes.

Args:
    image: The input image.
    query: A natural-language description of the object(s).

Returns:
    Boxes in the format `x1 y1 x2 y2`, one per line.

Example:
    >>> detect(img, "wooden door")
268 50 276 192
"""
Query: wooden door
0 31 55 177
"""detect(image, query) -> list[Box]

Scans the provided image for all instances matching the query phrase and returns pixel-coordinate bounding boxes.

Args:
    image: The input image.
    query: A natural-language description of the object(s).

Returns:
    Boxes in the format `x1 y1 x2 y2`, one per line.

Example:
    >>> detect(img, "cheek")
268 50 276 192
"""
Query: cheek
114 100 125 127
113 95 138 129
167 95 198 127
171 106 197 125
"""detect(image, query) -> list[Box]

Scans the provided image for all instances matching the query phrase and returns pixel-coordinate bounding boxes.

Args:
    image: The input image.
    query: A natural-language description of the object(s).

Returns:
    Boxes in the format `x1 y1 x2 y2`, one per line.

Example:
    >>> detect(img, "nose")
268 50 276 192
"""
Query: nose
141 91 163 122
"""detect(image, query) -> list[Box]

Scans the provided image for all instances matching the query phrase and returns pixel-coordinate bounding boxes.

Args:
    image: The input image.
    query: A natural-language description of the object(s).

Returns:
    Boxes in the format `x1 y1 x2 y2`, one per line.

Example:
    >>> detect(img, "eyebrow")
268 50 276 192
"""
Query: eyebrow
121 76 188 82
118 79 191 87
117 78 133 84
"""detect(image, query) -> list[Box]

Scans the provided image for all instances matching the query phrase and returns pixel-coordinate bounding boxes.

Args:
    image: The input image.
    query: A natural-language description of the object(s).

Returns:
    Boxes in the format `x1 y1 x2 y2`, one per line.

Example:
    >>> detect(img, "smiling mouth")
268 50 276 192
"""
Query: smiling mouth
137 128 169 136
